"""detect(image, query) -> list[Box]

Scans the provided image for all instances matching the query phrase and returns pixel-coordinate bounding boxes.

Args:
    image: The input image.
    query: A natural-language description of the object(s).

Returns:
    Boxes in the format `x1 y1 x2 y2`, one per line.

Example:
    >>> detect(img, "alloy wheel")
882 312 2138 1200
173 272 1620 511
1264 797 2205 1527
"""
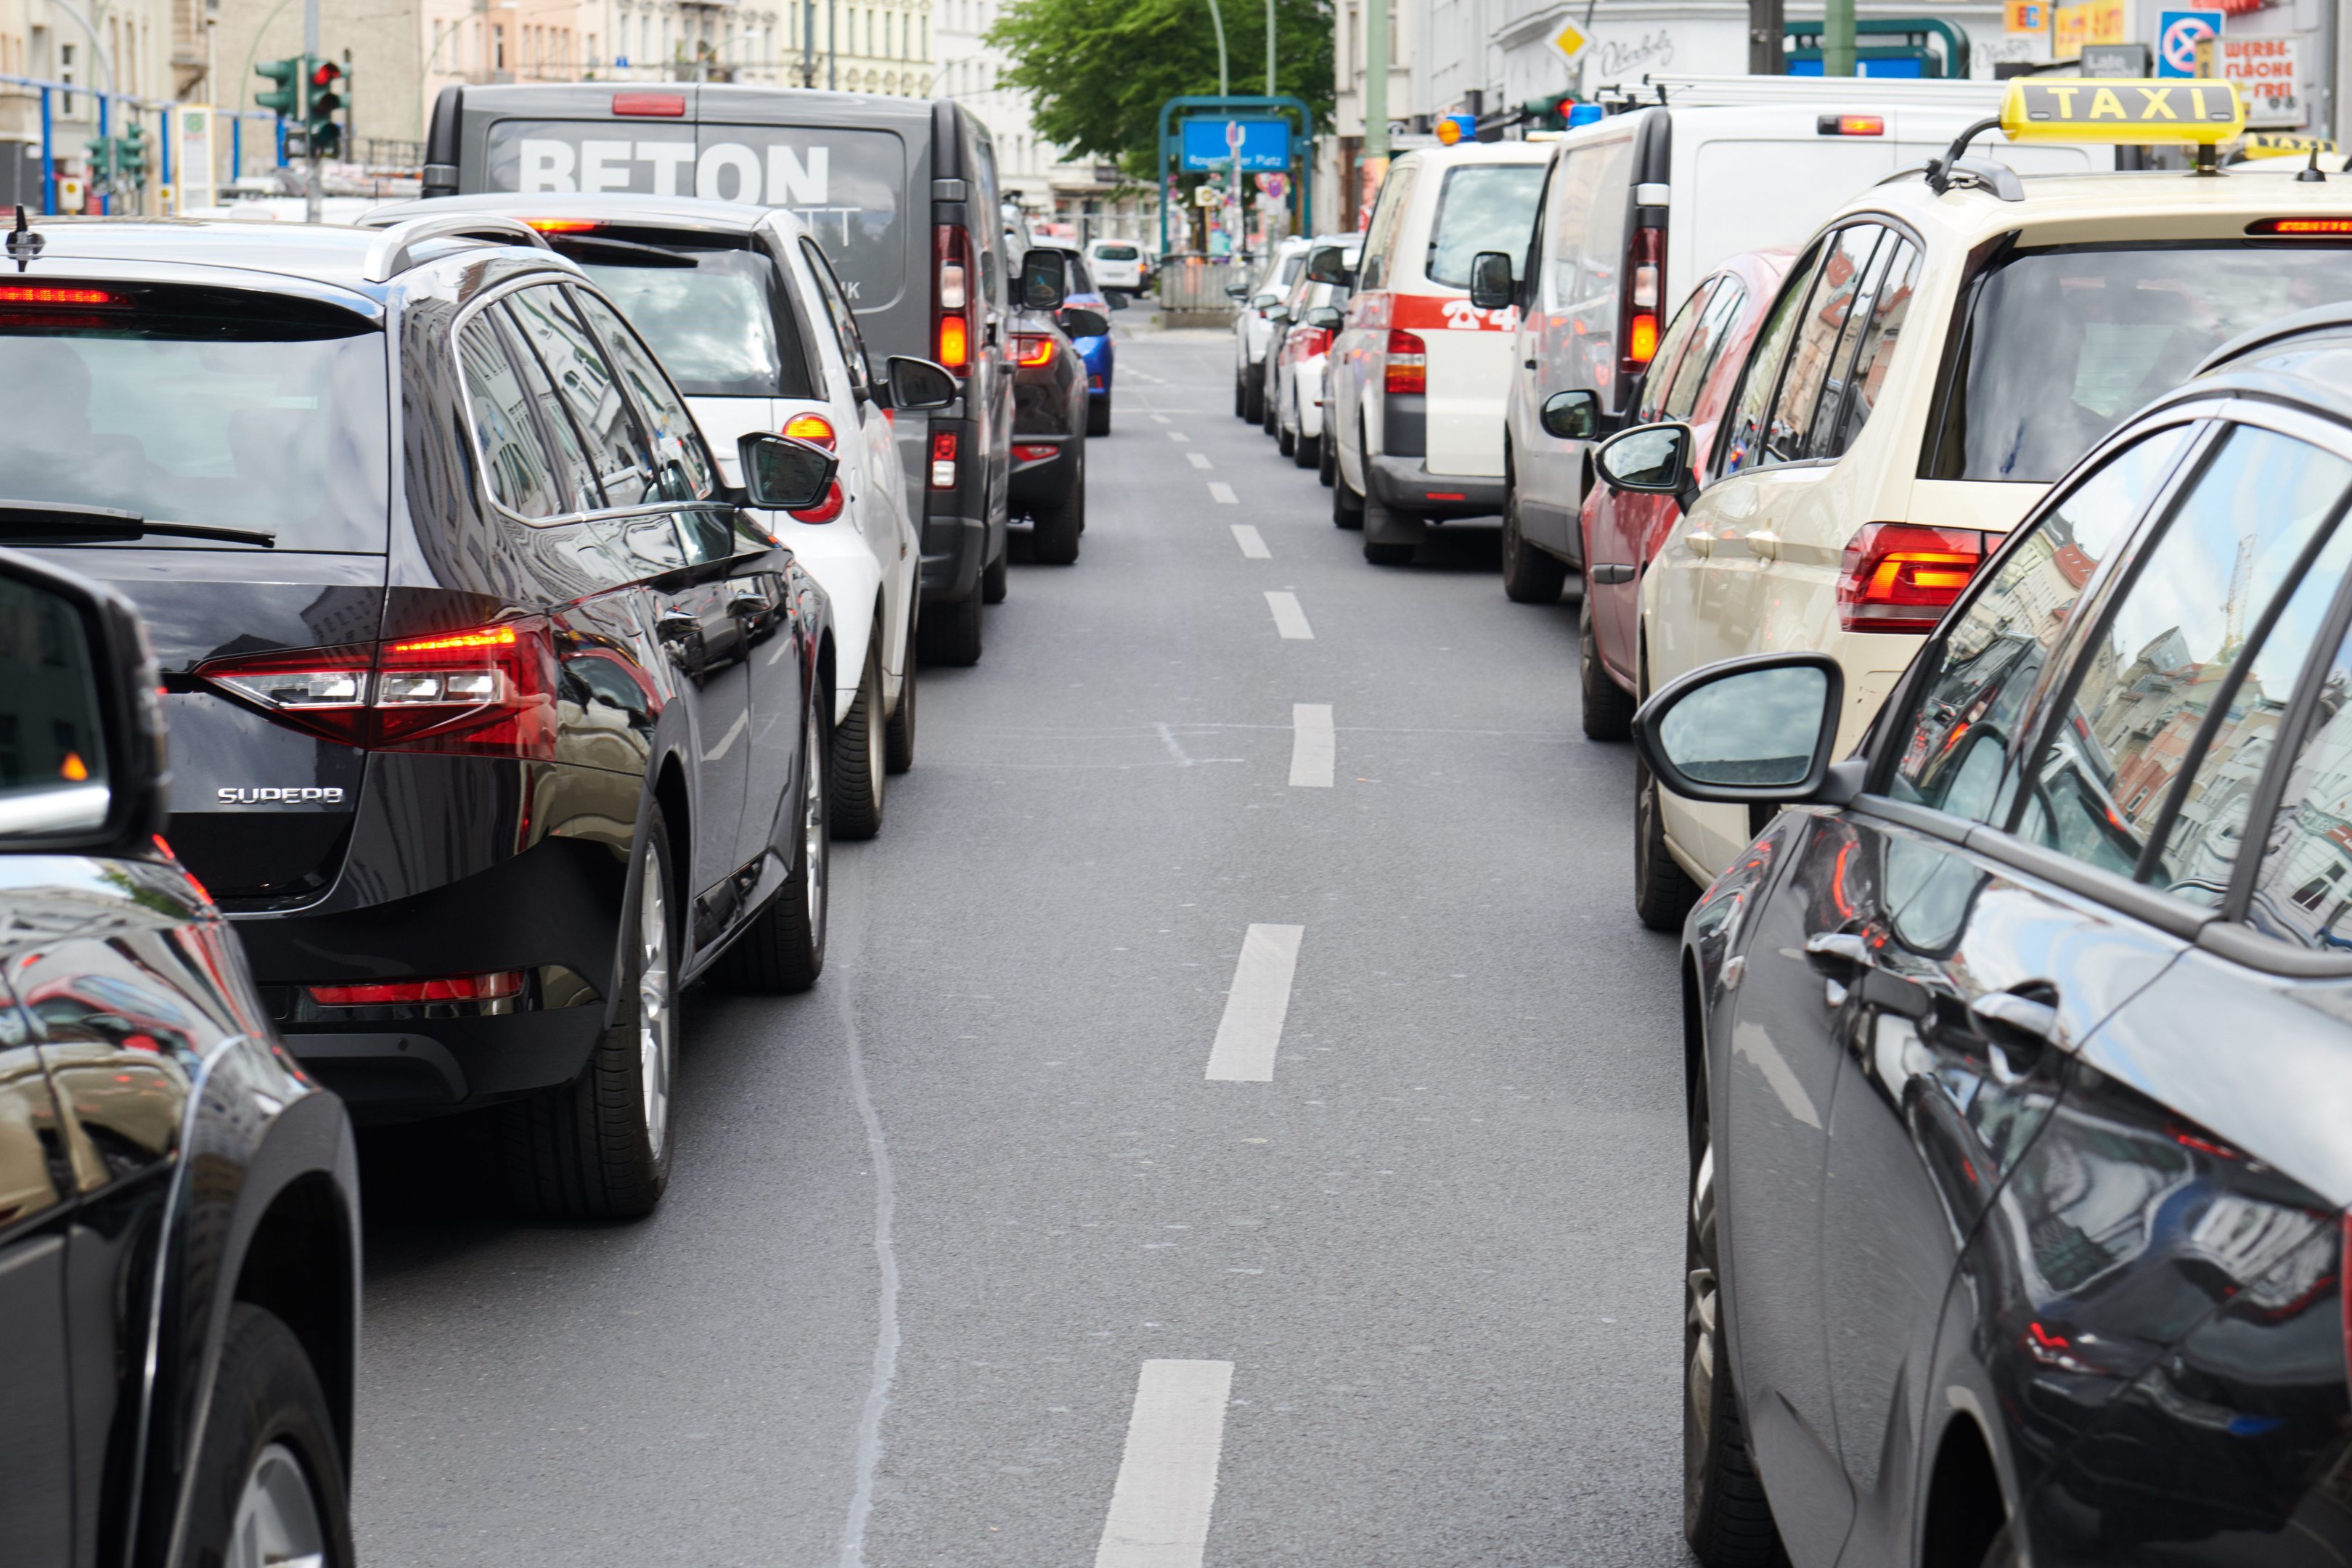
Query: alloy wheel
226 1441 327 1568
637 841 674 1161
1685 1108 1721 1530
804 703 829 955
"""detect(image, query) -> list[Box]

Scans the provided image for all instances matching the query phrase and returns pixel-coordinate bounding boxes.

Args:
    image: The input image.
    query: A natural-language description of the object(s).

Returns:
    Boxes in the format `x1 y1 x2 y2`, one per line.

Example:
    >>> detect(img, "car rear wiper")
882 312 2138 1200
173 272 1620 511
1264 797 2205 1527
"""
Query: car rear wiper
0 500 276 547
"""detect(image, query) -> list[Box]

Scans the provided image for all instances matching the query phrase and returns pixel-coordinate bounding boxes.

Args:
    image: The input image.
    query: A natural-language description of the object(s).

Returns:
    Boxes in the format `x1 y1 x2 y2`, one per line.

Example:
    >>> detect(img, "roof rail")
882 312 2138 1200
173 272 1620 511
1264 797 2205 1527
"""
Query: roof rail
1617 74 2009 111
361 213 550 283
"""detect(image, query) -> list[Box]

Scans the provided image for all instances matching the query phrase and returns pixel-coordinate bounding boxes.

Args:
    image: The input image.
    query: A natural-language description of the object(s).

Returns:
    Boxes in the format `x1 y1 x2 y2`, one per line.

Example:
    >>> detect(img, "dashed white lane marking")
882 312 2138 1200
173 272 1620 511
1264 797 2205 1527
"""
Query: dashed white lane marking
1169 430 1192 443
1206 925 1304 1082
1289 703 1334 787
1208 482 1237 505
1187 452 1213 470
1263 591 1312 640
1094 1360 1234 1568
1151 413 1172 424
1230 524 1270 559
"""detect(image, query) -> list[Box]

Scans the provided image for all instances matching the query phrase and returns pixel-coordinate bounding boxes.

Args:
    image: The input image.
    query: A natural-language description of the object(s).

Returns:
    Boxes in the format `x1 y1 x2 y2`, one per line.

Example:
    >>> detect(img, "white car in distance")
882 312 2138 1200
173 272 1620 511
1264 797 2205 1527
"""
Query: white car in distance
1085 237 1147 293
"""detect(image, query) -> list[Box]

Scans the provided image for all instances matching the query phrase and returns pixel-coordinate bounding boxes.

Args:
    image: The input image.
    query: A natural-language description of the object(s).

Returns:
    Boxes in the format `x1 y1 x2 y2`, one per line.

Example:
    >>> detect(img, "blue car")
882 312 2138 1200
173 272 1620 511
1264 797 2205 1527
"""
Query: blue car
1052 246 1117 436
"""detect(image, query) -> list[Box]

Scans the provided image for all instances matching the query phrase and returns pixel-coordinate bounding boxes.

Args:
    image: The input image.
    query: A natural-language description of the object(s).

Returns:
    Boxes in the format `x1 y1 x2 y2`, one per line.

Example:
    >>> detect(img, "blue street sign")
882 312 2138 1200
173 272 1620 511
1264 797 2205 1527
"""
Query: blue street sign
1180 118 1291 171
2157 8 2221 77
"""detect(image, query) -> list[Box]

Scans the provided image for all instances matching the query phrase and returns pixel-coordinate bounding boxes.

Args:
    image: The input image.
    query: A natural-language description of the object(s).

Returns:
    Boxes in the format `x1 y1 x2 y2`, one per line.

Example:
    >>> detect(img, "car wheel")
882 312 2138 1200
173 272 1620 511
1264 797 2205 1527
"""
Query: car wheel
1332 460 1365 531
504 802 678 1217
1233 368 1247 418
1684 1070 1785 1567
1500 481 1569 603
1363 531 1415 566
1087 396 1111 436
1032 446 1084 565
1635 756 1702 931
186 1304 353 1568
1243 362 1266 424
1318 426 1336 486
830 640 886 841
918 590 982 666
1579 591 1636 740
1261 372 1281 436
1277 419 1296 457
981 543 1008 604
884 632 916 775
721 703 829 993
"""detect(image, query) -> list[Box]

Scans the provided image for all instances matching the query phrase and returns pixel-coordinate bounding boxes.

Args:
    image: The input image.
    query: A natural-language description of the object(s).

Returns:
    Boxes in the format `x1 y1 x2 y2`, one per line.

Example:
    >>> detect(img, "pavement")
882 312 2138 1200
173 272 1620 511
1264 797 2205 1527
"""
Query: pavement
353 332 1694 1567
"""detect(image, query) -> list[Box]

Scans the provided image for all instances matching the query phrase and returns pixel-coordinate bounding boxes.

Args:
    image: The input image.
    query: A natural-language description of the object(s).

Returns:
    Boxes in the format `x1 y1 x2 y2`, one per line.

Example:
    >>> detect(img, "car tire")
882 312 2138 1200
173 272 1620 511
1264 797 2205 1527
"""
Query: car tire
720 702 829 993
981 544 1008 604
1261 373 1281 436
1233 368 1248 418
1333 463 1365 531
1363 527 1415 566
1500 482 1569 603
1683 1065 1785 1568
918 589 982 666
1087 396 1111 437
1277 420 1296 457
1033 446 1084 565
185 1303 354 1568
1244 363 1266 424
830 640 886 841
1579 591 1636 741
503 802 679 1217
1318 427 1336 486
1635 756 1702 931
884 634 917 775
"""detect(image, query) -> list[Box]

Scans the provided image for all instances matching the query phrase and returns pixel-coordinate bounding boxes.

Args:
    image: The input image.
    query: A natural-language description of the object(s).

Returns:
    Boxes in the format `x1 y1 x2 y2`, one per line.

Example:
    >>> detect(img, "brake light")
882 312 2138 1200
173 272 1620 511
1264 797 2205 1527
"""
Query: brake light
789 479 846 524
935 224 975 374
1621 224 1665 377
2249 218 2352 237
781 412 837 451
1384 329 1426 395
1014 333 1055 367
308 970 523 1007
1817 114 1885 136
929 428 958 489
1837 524 1987 632
197 617 560 757
523 218 600 233
612 91 685 116
1629 312 1659 364
0 285 127 306
1013 443 1060 462
1294 327 1332 358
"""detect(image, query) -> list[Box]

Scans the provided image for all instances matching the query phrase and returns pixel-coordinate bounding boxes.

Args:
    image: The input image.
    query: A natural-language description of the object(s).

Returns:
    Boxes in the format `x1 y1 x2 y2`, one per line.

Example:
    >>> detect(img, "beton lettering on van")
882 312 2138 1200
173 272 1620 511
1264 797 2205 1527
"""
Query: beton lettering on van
518 139 831 205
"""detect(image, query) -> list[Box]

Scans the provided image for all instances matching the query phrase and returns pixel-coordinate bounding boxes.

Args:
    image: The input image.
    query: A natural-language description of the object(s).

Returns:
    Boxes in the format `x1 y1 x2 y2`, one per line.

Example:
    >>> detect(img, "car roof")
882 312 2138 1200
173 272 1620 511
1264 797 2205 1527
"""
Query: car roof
1830 165 2352 250
1399 140 1552 168
2197 299 2352 375
367 191 788 237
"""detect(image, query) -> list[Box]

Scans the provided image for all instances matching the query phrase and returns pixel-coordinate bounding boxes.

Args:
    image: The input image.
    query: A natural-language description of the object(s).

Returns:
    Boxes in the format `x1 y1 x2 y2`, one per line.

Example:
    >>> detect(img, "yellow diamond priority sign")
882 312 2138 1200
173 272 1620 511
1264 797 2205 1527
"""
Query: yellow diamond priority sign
1549 19 1588 65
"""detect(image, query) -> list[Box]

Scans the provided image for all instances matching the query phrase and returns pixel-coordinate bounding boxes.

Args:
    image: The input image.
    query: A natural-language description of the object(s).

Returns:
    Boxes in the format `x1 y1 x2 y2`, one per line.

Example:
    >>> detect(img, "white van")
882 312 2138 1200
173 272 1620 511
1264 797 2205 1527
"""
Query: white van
1497 75 2108 600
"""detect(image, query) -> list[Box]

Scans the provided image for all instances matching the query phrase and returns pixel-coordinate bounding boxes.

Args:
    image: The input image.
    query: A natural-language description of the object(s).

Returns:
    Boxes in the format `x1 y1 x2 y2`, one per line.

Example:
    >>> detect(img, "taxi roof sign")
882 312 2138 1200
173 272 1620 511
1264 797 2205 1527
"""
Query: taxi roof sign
1999 77 2246 143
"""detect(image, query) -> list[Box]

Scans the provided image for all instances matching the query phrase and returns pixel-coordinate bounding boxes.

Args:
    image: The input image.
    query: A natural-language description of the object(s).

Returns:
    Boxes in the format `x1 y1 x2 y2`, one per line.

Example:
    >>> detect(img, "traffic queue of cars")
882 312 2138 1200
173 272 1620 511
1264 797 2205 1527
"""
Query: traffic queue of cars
0 81 1116 1567
1228 72 2352 1568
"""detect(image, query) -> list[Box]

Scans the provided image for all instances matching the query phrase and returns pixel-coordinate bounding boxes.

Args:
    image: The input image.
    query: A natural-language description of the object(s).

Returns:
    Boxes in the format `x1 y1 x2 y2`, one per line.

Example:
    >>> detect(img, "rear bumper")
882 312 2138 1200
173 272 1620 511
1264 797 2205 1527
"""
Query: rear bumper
1008 435 1079 511
919 509 988 601
1363 454 1506 520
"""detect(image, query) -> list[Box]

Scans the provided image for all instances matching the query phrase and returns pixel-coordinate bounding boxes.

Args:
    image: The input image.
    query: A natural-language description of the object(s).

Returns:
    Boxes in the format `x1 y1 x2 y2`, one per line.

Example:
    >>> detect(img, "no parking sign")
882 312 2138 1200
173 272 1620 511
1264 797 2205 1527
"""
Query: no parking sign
2157 8 2221 76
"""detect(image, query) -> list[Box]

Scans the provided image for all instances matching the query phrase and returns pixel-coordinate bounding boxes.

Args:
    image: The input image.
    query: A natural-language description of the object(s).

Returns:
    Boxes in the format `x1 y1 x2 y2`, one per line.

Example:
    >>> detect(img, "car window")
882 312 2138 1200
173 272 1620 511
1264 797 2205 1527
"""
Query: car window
1760 224 1881 467
1633 281 1715 425
1357 162 1418 291
1069 253 1095 293
1424 163 1546 290
800 237 875 396
494 302 601 514
1824 239 1920 459
2016 425 2352 889
1661 278 1746 425
457 314 562 520
2243 605 2352 948
573 243 817 401
1718 242 1821 479
1886 422 2198 823
0 1008 69 1235
506 284 658 510
1547 136 1635 393
570 289 717 503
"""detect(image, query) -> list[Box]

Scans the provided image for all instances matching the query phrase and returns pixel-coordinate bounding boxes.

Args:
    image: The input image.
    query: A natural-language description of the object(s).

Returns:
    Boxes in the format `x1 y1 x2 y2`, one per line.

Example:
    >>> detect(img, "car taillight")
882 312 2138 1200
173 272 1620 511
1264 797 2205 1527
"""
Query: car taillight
782 412 836 451
1837 524 1988 632
1013 443 1060 462
1014 333 1055 367
1620 223 1665 377
930 428 958 489
612 91 685 116
197 618 560 758
1384 330 1426 395
1296 327 1331 358
936 224 975 373
308 969 523 1007
791 479 846 523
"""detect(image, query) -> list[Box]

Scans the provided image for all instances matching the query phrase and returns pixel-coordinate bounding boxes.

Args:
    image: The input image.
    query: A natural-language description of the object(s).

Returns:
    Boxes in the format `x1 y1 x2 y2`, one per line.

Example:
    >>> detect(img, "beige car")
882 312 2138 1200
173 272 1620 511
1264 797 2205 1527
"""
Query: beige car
1598 80 2352 926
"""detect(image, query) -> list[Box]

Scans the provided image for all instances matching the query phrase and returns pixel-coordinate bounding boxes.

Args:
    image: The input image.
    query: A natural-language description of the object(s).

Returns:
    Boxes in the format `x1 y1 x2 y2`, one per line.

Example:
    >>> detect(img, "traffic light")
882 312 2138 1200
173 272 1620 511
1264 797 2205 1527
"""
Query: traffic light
118 121 148 187
83 132 112 182
256 56 302 118
306 59 343 159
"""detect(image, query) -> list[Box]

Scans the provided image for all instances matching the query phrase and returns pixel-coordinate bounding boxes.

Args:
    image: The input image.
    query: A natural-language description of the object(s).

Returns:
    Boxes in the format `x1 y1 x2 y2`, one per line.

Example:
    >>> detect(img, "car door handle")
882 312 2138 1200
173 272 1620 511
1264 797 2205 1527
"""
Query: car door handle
1684 531 1714 558
655 608 699 639
1970 989 2062 1043
1524 359 1537 370
1805 931 1870 969
1742 530 1779 560
1589 563 1635 585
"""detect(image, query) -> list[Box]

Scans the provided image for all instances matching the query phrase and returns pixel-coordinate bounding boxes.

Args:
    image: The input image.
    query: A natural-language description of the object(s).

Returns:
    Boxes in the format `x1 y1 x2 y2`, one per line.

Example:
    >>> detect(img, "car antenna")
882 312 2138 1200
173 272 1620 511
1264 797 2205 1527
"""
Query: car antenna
2299 142 2327 182
6 204 41 267
1924 116 2001 195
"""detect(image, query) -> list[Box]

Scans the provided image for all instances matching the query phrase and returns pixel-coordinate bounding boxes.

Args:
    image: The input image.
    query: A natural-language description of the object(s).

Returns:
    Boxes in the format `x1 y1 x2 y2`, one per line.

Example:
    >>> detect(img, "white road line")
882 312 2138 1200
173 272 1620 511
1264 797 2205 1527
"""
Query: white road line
1187 452 1213 470
1263 591 1312 640
1169 430 1193 443
1094 1360 1234 1568
1208 482 1237 505
1230 524 1270 559
1206 925 1304 1082
1151 413 1172 424
1289 703 1334 787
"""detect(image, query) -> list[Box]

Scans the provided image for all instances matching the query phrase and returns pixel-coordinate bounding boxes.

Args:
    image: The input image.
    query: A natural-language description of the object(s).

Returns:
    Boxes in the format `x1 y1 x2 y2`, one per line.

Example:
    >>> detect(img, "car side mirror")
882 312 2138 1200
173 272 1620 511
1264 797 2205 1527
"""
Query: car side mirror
883 355 958 412
1106 290 1130 310
1540 389 1603 441
1265 304 1290 324
737 433 838 512
1018 248 1069 310
1633 653 1848 806
0 547 166 855
1469 250 1515 311
1596 420 1698 507
1058 307 1109 340
1304 305 1344 330
1224 282 1251 299
1304 245 1354 286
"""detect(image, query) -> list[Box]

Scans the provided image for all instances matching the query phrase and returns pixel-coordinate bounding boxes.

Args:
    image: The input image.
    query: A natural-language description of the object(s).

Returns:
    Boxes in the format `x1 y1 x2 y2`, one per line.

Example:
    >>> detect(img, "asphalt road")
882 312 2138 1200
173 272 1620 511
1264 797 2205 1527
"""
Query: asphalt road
353 330 1694 1568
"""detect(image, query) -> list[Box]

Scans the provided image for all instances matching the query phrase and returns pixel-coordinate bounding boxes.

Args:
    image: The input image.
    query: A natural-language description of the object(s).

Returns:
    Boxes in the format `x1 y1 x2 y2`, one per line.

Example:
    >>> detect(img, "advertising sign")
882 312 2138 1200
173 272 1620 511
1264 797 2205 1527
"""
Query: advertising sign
172 105 216 212
2052 0 2123 58
2005 0 2049 32
2157 7 2222 76
2216 36 2303 126
1179 118 1289 172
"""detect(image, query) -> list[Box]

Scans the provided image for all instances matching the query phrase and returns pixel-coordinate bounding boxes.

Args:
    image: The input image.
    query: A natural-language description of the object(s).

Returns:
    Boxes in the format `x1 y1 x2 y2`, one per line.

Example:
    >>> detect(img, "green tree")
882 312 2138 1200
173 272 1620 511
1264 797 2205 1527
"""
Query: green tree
987 0 1332 178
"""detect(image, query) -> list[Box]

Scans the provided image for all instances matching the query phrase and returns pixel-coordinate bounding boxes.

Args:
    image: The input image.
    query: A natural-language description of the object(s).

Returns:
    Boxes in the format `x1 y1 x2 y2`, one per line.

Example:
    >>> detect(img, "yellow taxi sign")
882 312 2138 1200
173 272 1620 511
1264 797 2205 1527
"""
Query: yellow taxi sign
1998 77 2246 144
2241 131 2339 160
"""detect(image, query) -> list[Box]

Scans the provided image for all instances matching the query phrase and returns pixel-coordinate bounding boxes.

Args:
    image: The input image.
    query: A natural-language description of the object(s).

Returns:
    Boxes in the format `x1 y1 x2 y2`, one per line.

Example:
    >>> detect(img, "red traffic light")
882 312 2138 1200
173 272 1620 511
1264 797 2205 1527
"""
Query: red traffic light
310 61 340 86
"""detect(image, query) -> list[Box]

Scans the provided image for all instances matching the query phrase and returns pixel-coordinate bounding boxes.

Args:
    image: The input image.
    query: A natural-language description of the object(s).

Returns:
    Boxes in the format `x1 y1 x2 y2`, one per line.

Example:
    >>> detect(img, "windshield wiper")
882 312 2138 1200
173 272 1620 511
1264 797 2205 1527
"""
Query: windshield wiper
0 500 276 547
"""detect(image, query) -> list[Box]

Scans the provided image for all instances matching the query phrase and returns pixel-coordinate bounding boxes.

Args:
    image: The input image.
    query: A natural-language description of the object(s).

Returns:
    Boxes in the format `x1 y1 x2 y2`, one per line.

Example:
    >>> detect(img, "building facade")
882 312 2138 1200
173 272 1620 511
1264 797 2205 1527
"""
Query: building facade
0 0 176 208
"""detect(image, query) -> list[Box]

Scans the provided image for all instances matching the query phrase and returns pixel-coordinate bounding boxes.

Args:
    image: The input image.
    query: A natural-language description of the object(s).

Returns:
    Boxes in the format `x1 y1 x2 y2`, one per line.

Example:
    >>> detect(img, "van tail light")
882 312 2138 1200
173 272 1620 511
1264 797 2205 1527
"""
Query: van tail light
197 618 560 759
1620 222 1665 377
929 428 958 489
308 969 524 1008
935 223 975 373
1384 329 1426 395
611 91 685 116
781 412 836 451
1837 524 1988 632
1013 332 1055 367
791 480 846 523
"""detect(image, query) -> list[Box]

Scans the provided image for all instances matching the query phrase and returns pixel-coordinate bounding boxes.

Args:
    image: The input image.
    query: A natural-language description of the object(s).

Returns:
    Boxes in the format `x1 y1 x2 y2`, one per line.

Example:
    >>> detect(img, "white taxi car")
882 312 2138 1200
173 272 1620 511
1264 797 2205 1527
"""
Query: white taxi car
1597 80 2352 926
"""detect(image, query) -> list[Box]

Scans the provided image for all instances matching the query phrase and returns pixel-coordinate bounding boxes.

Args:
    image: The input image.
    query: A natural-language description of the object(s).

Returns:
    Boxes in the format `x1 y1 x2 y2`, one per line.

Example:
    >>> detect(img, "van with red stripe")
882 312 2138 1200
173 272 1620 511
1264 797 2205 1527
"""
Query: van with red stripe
1323 142 1550 565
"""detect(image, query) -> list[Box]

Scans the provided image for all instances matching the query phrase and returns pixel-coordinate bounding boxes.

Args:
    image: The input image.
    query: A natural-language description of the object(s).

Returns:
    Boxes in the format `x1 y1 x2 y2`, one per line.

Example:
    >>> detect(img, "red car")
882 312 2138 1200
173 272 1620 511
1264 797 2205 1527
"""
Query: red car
1577 248 1790 740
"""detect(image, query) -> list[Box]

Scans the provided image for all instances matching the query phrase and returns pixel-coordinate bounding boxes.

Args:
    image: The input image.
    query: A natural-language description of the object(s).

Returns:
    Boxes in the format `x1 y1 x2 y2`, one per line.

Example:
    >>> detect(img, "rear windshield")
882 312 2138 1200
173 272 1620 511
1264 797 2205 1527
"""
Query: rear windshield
1094 244 1139 261
1936 243 2352 483
482 120 908 311
1426 163 1547 289
573 244 817 399
0 306 388 552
